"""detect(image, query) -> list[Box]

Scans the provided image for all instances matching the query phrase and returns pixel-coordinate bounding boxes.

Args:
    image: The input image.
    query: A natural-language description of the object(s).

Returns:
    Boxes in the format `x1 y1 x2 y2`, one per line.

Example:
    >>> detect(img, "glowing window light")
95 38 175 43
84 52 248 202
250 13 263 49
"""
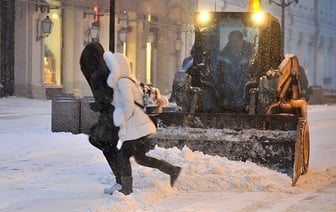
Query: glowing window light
146 42 152 84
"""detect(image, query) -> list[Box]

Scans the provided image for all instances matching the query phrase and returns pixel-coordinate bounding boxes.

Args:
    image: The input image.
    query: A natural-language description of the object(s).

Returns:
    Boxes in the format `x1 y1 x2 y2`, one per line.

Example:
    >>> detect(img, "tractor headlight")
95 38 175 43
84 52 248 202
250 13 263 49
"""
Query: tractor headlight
252 12 266 25
195 11 214 28
199 12 210 23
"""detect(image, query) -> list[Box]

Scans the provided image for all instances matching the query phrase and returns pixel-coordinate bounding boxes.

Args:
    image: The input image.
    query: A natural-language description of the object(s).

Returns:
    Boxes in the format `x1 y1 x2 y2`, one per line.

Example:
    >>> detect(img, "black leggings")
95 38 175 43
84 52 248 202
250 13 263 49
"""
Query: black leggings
89 112 121 182
118 138 167 177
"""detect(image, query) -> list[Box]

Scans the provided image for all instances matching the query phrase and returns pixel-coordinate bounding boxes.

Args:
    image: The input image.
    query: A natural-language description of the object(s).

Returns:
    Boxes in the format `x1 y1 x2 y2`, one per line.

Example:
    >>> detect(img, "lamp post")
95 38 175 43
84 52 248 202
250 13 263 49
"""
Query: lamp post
269 0 298 55
109 0 115 52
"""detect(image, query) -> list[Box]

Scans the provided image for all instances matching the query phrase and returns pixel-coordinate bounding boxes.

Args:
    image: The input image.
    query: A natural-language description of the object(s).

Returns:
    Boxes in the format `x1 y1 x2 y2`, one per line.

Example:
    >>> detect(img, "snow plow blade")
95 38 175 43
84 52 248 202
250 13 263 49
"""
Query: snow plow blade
146 112 309 186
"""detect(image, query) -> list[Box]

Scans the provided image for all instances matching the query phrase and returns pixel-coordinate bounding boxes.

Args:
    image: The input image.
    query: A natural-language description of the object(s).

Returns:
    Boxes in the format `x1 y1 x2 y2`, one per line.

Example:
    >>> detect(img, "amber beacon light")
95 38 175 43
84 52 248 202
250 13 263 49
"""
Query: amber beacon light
249 0 261 12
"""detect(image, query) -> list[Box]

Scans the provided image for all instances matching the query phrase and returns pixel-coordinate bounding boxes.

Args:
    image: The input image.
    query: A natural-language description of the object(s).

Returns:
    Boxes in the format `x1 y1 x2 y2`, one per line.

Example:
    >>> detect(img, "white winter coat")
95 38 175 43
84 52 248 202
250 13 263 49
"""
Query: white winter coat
104 52 156 148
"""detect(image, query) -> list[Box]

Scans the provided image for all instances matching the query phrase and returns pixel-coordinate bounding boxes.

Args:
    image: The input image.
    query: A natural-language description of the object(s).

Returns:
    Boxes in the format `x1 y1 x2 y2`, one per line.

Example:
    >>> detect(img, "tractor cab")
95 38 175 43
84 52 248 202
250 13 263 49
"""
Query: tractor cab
173 12 282 113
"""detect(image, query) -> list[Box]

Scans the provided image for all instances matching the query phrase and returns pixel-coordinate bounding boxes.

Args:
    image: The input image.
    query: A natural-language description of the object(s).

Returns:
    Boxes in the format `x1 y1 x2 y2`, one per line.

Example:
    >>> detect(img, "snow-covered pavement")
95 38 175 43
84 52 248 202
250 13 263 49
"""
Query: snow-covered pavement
0 97 335 211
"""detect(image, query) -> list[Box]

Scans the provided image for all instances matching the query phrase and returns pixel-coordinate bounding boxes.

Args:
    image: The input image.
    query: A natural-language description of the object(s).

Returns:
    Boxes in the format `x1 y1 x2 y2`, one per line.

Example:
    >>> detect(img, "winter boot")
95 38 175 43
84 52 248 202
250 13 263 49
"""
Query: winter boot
119 176 133 195
169 166 181 187
158 160 182 187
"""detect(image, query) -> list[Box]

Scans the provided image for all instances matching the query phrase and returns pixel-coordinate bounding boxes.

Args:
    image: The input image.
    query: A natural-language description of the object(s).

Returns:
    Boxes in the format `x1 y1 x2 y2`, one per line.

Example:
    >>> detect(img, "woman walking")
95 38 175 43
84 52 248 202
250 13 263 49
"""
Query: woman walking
104 51 181 195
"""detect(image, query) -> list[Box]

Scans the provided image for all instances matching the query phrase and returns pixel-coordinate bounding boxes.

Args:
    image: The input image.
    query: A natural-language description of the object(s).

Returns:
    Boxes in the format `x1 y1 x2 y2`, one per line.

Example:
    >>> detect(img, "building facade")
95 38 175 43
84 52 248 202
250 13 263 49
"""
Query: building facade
12 0 196 99
266 0 336 92
1 0 335 99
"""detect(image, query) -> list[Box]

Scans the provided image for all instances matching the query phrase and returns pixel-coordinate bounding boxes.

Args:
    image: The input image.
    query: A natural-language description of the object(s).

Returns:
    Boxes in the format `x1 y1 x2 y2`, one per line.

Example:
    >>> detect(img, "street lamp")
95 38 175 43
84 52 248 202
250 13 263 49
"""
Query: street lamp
118 27 129 55
83 21 100 45
36 16 53 41
90 21 100 41
269 0 299 54
119 29 128 43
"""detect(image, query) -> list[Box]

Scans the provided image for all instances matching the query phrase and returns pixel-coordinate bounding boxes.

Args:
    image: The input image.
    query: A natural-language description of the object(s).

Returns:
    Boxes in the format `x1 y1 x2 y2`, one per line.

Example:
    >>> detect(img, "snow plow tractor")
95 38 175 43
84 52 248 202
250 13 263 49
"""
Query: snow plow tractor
147 12 310 186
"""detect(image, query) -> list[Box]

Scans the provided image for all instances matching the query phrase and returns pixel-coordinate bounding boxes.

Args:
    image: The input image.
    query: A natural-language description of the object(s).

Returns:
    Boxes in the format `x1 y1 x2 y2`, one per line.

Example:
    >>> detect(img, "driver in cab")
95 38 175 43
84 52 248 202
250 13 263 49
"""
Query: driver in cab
216 30 253 111
219 30 253 68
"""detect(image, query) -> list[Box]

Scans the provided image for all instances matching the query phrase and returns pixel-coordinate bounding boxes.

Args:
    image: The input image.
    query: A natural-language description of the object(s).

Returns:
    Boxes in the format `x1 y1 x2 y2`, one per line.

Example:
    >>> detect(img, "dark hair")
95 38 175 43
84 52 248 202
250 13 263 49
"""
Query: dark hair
80 42 107 82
